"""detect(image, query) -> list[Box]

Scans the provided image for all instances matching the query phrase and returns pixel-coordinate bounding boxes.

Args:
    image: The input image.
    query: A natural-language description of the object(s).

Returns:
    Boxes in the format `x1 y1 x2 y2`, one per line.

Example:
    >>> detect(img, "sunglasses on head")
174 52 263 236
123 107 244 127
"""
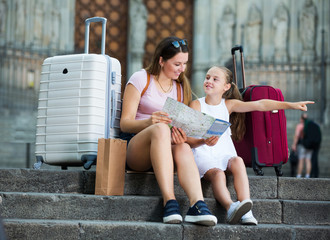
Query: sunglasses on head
171 39 187 48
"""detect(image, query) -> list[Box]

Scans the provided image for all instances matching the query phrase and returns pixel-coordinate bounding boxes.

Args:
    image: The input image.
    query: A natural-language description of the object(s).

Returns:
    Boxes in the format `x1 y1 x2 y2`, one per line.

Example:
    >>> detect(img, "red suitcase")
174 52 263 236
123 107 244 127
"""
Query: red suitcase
231 46 288 176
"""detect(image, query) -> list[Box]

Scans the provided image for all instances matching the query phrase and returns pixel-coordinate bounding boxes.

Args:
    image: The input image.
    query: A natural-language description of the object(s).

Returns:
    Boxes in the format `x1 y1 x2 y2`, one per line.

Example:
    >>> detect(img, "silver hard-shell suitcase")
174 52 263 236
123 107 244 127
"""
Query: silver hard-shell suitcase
34 17 121 170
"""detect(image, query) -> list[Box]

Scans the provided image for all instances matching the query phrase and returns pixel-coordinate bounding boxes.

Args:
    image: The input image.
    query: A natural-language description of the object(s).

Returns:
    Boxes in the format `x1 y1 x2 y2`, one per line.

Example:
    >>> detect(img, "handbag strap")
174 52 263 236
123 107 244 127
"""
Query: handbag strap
176 81 182 102
141 72 151 97
141 72 183 102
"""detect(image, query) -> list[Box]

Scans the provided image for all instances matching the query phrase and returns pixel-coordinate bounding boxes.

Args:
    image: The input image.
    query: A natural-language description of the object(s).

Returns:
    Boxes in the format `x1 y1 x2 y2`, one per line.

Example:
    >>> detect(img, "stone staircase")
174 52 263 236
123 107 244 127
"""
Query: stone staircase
0 168 329 240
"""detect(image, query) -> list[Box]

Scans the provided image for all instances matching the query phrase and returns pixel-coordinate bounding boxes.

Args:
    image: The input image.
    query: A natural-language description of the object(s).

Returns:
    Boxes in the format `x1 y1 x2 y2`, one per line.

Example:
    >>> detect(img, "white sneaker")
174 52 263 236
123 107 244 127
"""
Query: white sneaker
241 210 258 225
226 199 252 225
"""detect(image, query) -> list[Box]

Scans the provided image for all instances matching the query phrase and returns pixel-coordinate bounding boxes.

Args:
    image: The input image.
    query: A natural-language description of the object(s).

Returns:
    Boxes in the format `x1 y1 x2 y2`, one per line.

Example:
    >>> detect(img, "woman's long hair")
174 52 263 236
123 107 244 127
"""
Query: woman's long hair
218 66 246 142
145 36 192 105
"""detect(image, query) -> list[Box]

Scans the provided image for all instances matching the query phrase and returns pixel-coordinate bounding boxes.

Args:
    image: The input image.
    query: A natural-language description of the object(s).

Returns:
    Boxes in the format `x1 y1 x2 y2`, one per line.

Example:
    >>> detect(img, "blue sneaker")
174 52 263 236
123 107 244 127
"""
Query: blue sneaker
163 199 183 224
184 200 217 226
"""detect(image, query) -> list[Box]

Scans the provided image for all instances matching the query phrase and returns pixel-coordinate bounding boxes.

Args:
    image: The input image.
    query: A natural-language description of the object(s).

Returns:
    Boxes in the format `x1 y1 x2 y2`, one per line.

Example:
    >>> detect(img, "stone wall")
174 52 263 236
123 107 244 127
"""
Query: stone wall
192 0 329 126
0 0 76 168
0 0 329 175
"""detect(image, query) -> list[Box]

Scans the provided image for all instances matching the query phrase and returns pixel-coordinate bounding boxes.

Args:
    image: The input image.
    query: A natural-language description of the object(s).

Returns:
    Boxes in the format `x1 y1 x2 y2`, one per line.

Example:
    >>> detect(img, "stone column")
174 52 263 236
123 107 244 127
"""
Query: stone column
245 4 262 62
127 0 148 79
299 0 318 62
0 0 7 46
216 5 235 63
192 0 216 98
272 3 289 62
14 0 26 46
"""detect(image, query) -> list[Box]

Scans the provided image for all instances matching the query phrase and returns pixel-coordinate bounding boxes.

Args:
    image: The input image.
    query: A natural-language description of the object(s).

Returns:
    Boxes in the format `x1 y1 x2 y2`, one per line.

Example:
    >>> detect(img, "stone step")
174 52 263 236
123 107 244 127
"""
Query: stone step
0 169 329 201
3 219 330 240
1 168 330 240
1 192 329 226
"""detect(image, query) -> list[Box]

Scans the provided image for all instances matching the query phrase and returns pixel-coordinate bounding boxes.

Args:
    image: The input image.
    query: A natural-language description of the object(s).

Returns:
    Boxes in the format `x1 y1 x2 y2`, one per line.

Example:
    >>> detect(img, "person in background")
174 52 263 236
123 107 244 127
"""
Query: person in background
292 113 312 178
187 66 313 225
120 36 217 226
302 117 322 178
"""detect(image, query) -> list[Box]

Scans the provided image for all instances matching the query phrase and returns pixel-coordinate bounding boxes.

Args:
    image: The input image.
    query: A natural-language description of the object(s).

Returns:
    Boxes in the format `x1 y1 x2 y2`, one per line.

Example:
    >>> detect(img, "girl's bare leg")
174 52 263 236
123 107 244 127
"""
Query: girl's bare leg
204 168 233 210
227 157 250 201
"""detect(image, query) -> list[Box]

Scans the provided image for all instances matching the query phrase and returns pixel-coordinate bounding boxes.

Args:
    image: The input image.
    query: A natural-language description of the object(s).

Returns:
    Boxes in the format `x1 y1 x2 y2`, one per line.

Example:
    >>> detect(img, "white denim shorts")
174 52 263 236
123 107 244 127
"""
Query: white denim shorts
298 144 313 160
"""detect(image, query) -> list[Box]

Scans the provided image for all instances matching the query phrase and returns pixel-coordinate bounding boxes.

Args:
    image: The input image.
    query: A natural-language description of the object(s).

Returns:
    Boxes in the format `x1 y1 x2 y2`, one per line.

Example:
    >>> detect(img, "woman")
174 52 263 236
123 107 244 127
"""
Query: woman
120 36 217 226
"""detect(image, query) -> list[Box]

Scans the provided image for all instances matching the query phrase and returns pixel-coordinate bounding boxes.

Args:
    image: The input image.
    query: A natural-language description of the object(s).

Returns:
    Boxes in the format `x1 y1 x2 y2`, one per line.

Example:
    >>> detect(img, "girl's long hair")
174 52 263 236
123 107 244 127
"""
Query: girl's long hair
218 66 246 142
145 36 192 105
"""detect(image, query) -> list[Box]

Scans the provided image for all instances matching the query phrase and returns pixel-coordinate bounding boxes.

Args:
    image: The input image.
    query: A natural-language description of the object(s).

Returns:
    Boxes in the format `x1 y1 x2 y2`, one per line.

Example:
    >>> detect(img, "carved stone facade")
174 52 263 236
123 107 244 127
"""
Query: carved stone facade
272 3 290 62
0 0 75 168
0 0 329 169
192 0 329 126
127 0 148 78
0 0 75 51
0 0 75 92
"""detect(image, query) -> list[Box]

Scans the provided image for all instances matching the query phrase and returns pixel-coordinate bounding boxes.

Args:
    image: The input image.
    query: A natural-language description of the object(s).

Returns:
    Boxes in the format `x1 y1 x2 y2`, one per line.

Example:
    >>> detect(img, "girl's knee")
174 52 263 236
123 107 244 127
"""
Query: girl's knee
228 157 246 173
205 168 225 182
230 156 245 167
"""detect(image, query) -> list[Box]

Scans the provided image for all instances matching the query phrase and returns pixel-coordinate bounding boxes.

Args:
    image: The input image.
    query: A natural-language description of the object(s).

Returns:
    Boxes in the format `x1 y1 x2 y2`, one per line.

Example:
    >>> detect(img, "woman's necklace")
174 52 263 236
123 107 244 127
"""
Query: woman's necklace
156 77 173 93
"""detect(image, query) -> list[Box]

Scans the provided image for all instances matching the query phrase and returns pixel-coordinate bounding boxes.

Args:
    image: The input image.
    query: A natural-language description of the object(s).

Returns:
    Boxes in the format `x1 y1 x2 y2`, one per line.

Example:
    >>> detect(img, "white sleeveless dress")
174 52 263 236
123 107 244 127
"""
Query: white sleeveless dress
192 97 237 178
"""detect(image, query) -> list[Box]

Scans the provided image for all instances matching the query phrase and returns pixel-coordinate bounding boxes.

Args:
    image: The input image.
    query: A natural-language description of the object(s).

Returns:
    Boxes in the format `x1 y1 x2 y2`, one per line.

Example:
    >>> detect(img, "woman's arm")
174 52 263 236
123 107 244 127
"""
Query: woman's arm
120 84 150 133
226 99 314 114
120 84 172 133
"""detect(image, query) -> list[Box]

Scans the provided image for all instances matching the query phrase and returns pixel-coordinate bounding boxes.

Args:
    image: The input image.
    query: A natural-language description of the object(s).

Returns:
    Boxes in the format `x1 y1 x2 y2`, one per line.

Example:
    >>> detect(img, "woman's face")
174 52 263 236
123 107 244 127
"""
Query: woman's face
160 52 188 80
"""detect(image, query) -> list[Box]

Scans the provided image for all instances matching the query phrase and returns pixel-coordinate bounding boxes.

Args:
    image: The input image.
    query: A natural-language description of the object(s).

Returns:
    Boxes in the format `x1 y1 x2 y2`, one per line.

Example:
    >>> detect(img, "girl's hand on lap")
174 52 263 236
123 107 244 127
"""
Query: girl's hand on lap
204 136 219 146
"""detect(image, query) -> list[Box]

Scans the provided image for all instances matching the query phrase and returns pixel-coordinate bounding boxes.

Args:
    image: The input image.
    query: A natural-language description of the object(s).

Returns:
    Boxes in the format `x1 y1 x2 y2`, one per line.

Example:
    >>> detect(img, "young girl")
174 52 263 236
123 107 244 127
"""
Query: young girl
187 66 314 225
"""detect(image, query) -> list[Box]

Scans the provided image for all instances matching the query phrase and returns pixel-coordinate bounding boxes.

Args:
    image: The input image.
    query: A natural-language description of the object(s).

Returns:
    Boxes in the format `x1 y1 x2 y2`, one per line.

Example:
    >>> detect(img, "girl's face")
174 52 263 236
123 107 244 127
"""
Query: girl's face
160 52 188 79
204 67 231 95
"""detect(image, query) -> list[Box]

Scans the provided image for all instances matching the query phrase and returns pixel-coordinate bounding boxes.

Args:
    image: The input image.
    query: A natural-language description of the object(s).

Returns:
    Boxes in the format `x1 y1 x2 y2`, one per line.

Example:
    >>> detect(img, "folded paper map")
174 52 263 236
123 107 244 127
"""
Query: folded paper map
162 97 231 138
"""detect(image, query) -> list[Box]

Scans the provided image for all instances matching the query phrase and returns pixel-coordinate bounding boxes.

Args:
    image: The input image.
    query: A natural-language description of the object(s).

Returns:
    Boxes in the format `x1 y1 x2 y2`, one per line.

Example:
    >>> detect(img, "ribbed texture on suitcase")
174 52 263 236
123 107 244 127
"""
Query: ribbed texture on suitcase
35 54 121 165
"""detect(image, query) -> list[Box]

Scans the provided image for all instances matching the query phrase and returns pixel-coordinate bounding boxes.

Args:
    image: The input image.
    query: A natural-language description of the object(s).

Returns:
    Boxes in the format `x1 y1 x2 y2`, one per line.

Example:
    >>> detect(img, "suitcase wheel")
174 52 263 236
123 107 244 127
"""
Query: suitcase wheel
253 165 264 176
81 154 97 170
274 166 283 176
33 156 44 169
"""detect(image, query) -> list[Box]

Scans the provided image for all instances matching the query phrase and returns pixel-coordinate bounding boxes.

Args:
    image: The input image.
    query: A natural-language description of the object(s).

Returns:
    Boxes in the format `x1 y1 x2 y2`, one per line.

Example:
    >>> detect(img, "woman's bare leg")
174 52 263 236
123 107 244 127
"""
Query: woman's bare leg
126 123 175 205
172 143 204 206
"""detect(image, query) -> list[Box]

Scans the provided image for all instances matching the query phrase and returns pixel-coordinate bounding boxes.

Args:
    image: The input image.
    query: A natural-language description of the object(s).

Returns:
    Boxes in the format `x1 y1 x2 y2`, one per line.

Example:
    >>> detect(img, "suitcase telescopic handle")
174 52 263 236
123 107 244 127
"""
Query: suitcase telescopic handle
231 45 246 89
84 17 107 55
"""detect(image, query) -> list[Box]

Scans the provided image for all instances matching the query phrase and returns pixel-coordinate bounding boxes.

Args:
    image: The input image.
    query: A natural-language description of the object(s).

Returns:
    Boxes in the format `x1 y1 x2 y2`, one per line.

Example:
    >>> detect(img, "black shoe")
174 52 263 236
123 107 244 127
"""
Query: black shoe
163 199 183 224
184 200 217 226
